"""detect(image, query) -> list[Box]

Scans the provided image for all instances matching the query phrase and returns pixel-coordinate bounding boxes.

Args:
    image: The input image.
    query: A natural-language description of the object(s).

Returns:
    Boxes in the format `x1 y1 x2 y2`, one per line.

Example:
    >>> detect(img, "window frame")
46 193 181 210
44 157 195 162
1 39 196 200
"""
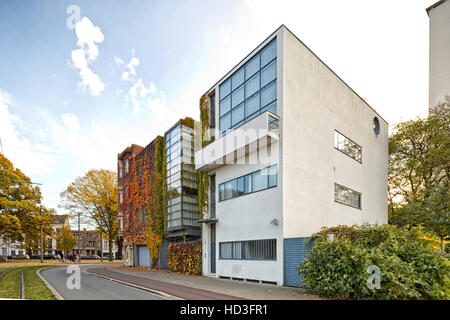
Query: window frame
218 165 278 202
334 130 363 163
334 183 362 210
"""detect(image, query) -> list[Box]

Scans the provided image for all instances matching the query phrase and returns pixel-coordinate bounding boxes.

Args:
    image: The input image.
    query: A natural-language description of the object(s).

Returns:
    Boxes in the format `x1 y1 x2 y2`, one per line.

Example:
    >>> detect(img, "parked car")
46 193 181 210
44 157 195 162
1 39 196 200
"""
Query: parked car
82 255 101 260
31 254 41 259
11 254 30 260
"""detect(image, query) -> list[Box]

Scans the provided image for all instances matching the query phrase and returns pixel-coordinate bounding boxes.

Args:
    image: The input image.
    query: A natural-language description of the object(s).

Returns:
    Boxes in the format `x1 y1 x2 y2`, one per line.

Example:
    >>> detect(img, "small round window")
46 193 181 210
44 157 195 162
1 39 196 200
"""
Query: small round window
373 117 380 135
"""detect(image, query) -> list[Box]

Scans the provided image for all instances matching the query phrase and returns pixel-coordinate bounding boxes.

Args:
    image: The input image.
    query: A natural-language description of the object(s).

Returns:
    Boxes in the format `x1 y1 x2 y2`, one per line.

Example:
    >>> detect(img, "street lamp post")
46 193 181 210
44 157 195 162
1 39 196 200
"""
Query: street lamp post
40 207 44 264
77 211 81 263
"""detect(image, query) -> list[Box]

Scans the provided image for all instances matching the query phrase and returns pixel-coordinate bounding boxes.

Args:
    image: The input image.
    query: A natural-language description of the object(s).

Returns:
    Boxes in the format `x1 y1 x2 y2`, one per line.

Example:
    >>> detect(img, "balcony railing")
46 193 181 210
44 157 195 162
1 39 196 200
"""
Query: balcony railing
195 111 280 172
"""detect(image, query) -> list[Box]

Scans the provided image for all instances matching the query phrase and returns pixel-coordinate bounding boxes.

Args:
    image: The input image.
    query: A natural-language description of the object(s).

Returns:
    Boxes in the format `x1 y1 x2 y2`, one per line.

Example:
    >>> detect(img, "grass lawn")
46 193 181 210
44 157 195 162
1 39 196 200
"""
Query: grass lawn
0 265 56 300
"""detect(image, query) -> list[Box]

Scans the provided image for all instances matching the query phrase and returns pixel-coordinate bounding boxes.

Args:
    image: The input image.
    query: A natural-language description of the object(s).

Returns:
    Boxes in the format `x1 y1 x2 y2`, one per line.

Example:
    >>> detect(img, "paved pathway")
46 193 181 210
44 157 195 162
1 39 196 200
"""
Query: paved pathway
94 266 319 300
41 265 166 300
88 267 242 300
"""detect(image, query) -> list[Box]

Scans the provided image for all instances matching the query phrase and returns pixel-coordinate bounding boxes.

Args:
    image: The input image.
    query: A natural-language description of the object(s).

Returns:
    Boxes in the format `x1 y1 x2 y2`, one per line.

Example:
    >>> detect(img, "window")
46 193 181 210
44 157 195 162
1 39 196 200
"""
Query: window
125 159 129 173
219 38 277 135
119 193 123 204
373 117 380 135
219 239 276 260
334 183 362 209
219 165 277 201
165 123 200 230
334 131 362 162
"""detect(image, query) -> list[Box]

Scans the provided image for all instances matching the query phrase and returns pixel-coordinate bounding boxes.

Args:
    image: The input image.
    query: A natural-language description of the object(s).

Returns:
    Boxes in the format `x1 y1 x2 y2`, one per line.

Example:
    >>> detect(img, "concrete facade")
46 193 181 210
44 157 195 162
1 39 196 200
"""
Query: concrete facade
428 0 450 109
196 26 388 286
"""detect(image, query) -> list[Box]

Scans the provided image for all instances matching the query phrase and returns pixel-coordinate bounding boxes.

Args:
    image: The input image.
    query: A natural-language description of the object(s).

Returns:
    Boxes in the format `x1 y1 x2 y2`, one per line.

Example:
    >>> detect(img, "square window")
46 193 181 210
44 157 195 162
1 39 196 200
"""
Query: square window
231 85 244 108
232 68 244 91
220 95 231 116
220 113 231 134
232 103 244 126
245 93 260 118
245 53 260 80
261 81 276 107
245 73 260 99
261 39 277 67
261 60 277 87
220 79 231 99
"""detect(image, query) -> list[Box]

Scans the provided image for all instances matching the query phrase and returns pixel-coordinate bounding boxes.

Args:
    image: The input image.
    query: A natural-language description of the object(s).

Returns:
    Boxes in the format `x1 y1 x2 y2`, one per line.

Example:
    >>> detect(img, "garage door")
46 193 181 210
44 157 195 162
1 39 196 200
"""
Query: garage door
137 245 151 267
283 237 313 287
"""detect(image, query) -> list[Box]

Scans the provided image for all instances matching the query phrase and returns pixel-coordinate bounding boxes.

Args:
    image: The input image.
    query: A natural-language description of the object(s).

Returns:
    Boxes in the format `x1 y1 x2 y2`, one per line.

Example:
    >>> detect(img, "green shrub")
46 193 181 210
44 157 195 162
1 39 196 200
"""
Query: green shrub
167 241 202 275
297 225 450 300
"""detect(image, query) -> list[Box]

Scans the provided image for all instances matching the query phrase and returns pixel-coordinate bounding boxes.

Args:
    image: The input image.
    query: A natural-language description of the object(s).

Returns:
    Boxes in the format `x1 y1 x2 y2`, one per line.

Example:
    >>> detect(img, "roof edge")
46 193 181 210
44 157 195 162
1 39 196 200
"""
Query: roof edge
426 0 447 16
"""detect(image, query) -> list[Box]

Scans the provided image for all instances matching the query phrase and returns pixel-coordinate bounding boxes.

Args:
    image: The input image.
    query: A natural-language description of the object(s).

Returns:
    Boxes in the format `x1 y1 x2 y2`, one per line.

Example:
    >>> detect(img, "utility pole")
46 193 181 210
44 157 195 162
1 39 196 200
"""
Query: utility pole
40 207 44 264
77 211 81 263
100 228 103 263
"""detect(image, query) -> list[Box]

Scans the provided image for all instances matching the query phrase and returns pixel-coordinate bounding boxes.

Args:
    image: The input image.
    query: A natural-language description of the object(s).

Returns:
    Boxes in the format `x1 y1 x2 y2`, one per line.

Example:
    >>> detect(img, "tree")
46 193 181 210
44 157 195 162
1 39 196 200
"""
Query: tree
60 169 118 261
0 153 54 255
55 225 77 256
389 97 450 252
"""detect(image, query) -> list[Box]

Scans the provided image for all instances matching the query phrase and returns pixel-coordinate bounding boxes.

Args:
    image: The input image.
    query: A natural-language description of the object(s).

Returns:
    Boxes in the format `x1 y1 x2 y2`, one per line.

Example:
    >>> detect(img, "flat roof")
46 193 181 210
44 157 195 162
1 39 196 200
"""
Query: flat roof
426 0 448 15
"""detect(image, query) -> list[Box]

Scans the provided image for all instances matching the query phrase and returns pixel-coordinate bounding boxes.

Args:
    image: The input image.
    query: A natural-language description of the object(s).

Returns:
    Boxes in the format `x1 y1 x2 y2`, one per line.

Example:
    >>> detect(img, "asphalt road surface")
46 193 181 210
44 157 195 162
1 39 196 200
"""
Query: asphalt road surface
41 265 166 300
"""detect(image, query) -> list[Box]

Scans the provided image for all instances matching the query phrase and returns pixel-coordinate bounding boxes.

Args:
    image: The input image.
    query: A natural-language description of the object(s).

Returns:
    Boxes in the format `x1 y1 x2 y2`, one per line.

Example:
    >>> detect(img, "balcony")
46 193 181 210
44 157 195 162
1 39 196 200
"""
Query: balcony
195 111 279 172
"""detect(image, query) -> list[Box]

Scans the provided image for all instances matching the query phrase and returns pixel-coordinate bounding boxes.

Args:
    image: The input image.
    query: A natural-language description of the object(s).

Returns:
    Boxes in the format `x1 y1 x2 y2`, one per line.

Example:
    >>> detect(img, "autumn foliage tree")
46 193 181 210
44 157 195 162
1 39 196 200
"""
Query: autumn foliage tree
60 169 118 261
55 225 77 256
0 153 54 255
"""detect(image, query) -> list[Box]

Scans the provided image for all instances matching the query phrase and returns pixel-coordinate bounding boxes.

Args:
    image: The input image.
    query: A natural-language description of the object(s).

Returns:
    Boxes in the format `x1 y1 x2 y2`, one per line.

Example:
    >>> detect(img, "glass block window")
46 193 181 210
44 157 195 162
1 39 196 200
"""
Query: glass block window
334 131 362 162
219 38 277 135
334 183 362 210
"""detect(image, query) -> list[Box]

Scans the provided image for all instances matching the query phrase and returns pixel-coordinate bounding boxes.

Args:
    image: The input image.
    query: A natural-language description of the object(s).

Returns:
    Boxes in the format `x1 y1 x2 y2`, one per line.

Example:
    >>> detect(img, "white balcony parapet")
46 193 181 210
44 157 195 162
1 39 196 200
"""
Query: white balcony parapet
195 111 279 172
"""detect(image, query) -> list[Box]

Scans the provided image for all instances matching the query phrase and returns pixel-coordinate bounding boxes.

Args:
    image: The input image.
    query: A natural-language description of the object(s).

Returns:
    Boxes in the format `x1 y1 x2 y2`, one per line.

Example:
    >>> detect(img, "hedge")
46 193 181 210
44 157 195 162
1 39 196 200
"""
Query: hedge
297 225 450 300
167 241 202 275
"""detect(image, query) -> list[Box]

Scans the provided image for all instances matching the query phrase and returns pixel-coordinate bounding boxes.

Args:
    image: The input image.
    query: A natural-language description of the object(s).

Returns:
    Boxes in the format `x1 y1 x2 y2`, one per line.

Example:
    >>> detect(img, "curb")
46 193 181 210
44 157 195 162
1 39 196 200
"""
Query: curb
20 271 25 299
85 269 183 300
37 268 64 300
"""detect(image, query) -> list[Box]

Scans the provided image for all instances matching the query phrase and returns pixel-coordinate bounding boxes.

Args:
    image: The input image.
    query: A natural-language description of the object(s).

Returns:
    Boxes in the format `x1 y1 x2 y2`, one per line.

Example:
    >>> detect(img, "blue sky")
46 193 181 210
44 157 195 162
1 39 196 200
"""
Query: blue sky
0 0 437 216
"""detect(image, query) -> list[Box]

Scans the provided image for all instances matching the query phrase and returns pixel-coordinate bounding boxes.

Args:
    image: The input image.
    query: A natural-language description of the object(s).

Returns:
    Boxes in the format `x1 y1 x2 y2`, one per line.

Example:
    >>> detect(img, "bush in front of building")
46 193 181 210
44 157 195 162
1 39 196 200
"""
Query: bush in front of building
297 225 450 300
167 241 202 275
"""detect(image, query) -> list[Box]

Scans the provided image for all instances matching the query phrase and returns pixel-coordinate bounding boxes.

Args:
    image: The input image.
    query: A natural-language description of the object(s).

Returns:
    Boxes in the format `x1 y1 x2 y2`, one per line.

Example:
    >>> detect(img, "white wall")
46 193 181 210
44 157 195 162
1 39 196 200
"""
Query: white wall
281 26 388 239
429 0 450 109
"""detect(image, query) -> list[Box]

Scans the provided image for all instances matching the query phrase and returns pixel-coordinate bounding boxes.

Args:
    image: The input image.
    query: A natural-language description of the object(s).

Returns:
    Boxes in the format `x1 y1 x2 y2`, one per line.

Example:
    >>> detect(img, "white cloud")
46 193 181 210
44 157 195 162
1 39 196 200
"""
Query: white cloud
0 90 59 176
71 17 105 96
121 56 140 82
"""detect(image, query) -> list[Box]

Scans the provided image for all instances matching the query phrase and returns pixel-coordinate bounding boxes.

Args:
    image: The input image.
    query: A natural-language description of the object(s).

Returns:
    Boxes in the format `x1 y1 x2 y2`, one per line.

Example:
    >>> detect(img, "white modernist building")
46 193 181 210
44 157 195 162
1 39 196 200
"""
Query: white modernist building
195 25 388 287
428 0 450 110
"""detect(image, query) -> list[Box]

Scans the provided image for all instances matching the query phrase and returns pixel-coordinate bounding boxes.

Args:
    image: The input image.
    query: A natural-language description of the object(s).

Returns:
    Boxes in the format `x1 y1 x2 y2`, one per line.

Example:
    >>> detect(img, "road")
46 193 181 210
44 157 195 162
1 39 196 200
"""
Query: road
41 265 166 300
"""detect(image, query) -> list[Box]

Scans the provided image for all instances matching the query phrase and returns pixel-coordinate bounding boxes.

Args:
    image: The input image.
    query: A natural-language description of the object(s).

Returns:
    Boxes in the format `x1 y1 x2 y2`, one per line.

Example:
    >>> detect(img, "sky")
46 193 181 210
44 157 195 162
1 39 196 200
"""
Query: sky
0 0 437 215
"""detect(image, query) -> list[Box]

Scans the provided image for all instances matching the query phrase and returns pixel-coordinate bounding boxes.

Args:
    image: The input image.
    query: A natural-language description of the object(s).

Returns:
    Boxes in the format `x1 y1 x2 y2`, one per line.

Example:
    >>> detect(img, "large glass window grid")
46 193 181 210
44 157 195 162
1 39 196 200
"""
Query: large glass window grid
219 38 278 136
334 131 362 163
166 124 200 230
334 183 362 209
219 239 276 260
219 165 277 202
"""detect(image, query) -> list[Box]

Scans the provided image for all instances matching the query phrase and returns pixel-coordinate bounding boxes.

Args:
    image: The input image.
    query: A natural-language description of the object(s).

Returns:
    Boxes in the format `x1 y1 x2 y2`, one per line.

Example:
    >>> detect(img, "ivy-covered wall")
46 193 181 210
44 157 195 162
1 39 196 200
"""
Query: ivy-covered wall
167 241 202 275
198 93 210 219
122 136 166 268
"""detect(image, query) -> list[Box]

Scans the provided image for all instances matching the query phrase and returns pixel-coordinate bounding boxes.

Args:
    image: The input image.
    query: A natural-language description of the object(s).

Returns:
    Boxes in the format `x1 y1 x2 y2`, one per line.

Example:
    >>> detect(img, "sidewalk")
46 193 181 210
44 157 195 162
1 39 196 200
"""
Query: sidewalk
88 266 320 300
